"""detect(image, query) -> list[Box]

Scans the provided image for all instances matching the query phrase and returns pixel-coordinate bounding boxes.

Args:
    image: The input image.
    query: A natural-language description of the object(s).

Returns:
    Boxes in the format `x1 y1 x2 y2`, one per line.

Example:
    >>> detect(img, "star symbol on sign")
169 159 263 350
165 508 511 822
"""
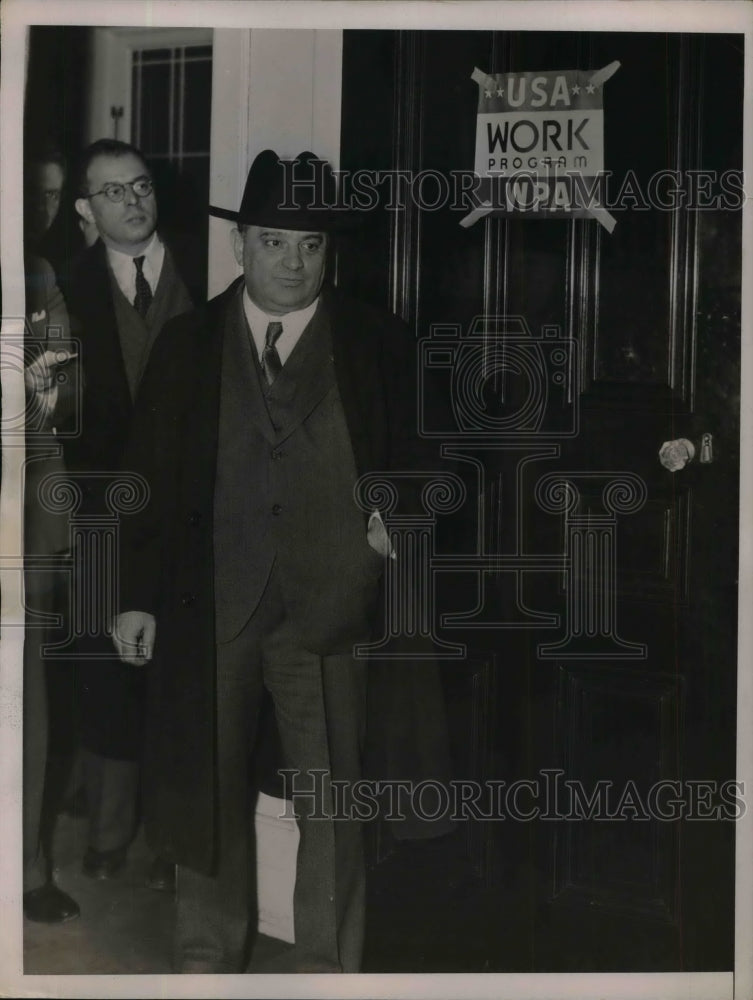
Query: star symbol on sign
571 84 581 95
586 82 596 94
485 90 492 98
496 87 504 97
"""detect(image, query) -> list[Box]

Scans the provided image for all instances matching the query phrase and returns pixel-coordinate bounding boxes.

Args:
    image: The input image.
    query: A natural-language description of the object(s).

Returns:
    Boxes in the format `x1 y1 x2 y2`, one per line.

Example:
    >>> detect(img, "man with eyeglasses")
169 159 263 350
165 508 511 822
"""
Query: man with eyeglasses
62 138 200 892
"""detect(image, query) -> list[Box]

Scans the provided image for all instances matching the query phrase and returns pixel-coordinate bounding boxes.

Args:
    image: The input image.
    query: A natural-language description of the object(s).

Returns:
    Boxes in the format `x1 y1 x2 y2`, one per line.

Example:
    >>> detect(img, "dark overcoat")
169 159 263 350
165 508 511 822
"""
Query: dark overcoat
61 235 201 757
119 278 450 873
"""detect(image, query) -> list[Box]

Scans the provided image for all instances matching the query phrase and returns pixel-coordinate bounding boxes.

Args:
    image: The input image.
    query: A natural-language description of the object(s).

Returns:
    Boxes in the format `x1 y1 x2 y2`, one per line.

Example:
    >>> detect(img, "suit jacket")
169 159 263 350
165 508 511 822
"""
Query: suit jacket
213 285 387 649
119 278 438 871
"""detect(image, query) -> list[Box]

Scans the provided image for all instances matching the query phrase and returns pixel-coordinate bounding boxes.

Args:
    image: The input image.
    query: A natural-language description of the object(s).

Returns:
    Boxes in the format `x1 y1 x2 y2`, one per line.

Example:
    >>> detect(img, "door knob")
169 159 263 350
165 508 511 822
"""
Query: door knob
659 438 695 472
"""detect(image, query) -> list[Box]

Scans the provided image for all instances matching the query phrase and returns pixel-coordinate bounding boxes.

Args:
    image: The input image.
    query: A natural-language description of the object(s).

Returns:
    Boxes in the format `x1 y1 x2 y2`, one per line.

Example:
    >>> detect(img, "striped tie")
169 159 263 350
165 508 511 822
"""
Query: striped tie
261 321 284 385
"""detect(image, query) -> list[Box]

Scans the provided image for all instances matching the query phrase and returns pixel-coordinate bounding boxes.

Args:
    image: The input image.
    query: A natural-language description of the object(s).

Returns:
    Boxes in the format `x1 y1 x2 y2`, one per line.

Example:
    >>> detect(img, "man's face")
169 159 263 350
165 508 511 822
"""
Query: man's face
233 225 327 315
76 153 157 253
26 161 64 240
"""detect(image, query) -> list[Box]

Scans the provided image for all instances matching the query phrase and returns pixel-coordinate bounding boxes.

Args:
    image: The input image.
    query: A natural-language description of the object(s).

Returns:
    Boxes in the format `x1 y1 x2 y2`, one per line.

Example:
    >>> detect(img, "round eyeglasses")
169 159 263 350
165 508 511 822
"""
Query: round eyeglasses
87 178 154 203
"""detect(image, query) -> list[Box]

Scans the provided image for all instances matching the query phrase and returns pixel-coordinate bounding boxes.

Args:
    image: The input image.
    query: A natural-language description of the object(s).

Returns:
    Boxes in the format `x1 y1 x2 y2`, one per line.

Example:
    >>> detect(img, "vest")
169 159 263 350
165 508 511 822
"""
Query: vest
109 243 194 399
213 288 383 651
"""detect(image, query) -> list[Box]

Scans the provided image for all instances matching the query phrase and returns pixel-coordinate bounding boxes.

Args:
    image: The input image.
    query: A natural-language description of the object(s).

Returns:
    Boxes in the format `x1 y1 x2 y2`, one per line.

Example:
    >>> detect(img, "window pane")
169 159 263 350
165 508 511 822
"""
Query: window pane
138 62 171 156
182 57 212 153
139 48 172 64
185 45 212 60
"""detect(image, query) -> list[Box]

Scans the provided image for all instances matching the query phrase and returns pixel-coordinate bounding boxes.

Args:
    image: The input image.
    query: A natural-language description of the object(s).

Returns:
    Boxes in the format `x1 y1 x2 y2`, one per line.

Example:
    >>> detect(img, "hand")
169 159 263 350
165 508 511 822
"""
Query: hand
24 349 62 395
24 349 77 416
112 611 156 666
367 510 396 560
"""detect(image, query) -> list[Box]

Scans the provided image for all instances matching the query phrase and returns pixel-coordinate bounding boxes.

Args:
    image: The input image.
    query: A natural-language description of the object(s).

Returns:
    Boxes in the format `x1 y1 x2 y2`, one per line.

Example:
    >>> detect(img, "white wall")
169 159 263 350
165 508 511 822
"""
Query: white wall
207 29 343 296
86 27 214 144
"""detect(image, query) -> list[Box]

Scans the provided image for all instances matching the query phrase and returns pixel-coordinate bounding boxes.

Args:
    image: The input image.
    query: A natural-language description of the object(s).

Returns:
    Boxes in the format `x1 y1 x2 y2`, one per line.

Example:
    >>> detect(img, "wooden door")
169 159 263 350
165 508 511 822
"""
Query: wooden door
341 29 742 972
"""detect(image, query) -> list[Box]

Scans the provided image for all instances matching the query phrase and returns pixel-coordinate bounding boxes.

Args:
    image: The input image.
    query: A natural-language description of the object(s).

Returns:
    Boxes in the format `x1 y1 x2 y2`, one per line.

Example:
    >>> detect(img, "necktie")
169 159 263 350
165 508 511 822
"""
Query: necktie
133 256 153 318
261 321 284 386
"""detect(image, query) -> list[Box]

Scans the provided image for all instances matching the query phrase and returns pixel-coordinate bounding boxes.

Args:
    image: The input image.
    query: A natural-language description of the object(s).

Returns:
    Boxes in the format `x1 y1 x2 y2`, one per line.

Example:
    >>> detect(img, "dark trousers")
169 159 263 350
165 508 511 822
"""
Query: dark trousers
77 649 144 851
174 575 366 973
23 561 68 891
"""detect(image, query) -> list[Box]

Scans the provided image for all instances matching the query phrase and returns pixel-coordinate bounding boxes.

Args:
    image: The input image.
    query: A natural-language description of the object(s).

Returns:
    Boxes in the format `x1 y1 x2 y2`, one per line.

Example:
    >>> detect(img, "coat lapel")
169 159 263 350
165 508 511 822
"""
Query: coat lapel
175 282 235 515
184 283 385 473
82 242 133 420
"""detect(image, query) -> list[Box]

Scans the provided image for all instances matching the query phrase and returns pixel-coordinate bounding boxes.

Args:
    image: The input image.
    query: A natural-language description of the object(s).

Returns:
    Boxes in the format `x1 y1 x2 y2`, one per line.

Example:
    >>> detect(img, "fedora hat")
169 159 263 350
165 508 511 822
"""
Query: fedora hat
209 149 355 232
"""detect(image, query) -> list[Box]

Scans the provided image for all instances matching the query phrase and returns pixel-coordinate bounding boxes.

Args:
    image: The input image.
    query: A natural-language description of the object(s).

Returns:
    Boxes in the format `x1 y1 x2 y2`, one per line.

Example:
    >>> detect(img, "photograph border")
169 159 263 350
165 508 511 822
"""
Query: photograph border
2 2 751 998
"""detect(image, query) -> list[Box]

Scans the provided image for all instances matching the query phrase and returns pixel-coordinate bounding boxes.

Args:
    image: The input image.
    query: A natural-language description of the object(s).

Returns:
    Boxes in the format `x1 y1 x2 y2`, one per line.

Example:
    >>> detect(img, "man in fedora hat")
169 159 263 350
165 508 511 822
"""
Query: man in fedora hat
113 149 427 973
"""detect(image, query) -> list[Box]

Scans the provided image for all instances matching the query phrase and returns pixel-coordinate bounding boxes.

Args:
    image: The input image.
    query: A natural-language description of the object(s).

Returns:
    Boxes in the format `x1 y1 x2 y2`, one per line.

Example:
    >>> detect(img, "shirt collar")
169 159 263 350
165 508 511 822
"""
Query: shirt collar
105 231 164 302
242 288 319 349
106 230 161 269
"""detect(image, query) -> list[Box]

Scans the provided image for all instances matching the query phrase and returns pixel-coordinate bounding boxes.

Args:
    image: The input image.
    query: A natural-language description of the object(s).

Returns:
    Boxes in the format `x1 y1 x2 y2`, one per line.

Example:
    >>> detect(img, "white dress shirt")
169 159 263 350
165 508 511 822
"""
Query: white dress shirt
106 232 164 306
242 290 319 366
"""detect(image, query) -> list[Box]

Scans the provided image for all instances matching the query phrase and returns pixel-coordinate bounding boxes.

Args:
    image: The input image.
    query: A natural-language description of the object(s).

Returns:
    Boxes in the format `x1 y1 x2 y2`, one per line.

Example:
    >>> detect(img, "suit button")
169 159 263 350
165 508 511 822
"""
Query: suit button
270 449 283 460
272 504 282 515
188 511 202 525
180 593 196 607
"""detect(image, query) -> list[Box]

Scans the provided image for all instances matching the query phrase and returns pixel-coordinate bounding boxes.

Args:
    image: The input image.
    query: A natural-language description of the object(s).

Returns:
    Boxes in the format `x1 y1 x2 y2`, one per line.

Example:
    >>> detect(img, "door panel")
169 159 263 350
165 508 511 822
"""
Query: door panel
341 28 742 971
553 665 681 916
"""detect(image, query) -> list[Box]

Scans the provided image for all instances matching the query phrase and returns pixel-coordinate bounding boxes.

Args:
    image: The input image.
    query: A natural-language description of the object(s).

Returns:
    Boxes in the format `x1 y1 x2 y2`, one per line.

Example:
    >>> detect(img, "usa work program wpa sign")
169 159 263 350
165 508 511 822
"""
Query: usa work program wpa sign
461 62 620 232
